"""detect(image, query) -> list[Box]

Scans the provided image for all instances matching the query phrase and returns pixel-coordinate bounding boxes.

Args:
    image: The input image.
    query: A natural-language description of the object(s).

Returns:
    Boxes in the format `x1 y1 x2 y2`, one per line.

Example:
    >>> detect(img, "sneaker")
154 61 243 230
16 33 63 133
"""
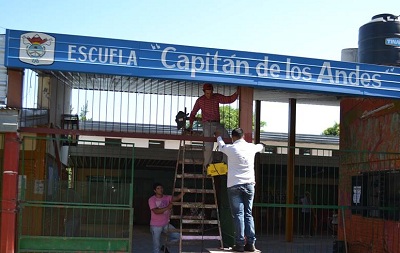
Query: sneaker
160 245 170 253
232 244 244 252
244 243 256 252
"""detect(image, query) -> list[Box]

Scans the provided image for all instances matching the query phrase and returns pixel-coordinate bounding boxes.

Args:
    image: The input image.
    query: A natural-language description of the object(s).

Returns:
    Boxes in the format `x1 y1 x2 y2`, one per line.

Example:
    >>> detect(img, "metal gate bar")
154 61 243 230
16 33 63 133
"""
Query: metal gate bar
18 136 134 252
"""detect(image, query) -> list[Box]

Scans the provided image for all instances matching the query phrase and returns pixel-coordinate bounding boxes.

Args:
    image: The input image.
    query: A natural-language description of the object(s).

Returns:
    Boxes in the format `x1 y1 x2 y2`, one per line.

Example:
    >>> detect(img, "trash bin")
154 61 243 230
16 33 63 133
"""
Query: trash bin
216 175 234 247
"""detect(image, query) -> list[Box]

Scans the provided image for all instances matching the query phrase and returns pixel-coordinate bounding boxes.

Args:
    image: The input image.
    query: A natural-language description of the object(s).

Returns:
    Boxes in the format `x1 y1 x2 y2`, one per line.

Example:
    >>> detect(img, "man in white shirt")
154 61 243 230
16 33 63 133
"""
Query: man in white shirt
216 128 264 252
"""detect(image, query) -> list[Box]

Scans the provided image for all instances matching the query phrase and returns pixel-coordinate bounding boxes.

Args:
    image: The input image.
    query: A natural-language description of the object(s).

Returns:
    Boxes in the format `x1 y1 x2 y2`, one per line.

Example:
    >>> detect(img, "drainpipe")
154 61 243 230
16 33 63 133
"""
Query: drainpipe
1 69 23 253
1 133 20 253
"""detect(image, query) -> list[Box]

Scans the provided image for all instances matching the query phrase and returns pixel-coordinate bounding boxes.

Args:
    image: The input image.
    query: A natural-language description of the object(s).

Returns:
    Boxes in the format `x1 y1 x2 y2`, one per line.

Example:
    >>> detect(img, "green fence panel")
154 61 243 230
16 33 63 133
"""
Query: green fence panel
18 136 135 253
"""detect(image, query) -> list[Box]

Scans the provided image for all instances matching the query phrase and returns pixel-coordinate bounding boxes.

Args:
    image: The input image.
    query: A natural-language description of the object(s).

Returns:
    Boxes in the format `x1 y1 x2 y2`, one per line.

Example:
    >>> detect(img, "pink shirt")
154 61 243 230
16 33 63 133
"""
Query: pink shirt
148 194 172 226
189 92 238 125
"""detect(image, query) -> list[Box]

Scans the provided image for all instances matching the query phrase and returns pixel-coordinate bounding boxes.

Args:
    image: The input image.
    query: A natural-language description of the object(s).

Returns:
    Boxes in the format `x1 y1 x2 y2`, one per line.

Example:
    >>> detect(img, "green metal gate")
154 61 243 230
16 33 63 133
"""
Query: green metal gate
17 136 135 252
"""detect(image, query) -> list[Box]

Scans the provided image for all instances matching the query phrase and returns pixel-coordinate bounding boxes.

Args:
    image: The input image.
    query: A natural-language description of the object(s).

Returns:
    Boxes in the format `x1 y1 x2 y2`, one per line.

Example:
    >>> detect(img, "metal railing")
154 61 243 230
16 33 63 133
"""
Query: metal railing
18 136 135 252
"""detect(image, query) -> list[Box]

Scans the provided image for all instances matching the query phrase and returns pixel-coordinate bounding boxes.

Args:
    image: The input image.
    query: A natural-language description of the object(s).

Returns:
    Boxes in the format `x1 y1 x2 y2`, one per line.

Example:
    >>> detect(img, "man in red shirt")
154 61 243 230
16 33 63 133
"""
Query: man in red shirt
189 83 239 167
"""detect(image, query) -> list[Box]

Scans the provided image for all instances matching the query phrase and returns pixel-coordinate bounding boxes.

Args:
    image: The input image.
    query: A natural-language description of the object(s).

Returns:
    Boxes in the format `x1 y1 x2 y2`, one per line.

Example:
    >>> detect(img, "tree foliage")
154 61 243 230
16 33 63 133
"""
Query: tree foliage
220 105 239 130
79 101 92 121
322 122 339 136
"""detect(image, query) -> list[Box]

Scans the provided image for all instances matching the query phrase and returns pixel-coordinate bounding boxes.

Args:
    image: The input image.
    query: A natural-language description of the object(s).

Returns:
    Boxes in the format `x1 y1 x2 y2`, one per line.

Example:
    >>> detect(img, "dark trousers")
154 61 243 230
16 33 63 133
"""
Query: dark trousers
301 212 313 236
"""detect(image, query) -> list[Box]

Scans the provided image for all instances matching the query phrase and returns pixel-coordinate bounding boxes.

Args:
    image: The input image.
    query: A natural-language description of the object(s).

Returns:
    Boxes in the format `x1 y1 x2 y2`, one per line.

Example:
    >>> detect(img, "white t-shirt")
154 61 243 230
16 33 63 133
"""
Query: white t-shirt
217 137 264 188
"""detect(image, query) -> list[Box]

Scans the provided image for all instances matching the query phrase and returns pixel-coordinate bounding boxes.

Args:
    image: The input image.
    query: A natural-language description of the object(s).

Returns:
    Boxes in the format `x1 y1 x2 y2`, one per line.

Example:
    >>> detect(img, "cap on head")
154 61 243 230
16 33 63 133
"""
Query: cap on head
203 83 213 91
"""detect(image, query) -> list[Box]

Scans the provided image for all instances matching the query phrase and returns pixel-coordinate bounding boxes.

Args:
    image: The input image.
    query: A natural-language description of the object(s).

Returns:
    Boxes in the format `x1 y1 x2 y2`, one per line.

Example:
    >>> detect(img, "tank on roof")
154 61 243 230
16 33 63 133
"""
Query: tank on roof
358 14 400 66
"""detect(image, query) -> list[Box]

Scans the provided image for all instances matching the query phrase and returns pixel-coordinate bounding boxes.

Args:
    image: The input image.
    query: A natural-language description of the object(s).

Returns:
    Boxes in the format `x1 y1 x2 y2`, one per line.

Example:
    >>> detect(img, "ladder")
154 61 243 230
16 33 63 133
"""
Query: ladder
170 130 224 253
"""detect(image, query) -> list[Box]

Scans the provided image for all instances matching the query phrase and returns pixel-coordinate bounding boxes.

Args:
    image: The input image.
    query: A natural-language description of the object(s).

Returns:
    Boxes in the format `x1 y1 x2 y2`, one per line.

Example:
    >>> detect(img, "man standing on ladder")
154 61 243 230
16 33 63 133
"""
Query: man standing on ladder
216 128 264 252
188 83 240 168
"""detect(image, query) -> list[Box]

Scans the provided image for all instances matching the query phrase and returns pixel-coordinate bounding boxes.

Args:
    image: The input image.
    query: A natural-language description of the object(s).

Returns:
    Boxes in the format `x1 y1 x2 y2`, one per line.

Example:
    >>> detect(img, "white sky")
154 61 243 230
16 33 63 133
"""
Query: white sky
1 0 398 134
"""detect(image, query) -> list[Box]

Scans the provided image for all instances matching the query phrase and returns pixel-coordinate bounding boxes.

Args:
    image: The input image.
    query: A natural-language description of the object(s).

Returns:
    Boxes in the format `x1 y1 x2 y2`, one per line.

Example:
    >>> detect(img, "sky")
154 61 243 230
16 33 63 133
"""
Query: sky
0 0 398 134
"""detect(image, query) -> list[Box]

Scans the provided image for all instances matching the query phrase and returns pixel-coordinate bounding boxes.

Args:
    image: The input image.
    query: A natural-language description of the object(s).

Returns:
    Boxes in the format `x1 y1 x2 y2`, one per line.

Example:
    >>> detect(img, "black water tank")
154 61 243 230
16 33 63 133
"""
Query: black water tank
358 14 400 66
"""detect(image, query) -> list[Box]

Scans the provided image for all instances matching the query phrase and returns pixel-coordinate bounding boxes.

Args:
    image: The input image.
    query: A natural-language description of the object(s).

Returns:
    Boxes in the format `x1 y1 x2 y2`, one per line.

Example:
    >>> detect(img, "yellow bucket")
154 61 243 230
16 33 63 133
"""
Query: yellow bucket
207 163 228 176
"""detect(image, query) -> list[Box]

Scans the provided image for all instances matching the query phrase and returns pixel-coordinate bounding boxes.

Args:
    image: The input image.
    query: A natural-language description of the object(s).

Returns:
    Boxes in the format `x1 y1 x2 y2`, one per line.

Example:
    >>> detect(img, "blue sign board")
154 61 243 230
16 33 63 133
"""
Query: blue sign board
4 29 400 98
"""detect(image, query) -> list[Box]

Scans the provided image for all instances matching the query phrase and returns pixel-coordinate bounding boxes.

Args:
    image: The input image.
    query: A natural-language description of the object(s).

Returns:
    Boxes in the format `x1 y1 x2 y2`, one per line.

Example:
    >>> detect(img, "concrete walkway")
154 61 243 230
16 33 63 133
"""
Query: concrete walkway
132 225 336 253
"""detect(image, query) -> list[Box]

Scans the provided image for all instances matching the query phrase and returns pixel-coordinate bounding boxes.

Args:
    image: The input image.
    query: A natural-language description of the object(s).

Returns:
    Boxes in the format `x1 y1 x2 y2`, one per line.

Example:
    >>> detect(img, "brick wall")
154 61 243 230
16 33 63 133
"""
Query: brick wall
339 98 400 253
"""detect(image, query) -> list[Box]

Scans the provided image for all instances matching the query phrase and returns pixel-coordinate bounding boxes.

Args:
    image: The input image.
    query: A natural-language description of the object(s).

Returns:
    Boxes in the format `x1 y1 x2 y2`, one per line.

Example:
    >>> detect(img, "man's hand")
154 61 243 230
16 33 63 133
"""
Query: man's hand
167 202 173 210
180 190 186 198
214 130 221 137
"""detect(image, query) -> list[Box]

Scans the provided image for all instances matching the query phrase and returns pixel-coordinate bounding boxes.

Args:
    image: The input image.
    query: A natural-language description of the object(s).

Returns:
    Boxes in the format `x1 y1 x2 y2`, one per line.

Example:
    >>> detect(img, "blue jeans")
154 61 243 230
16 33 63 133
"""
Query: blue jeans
227 183 256 246
150 223 180 253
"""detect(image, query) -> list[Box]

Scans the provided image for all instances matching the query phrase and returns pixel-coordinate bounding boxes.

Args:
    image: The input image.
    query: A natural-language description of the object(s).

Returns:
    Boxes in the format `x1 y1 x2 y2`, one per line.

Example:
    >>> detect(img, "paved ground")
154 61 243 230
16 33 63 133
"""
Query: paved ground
208 248 261 253
132 225 337 253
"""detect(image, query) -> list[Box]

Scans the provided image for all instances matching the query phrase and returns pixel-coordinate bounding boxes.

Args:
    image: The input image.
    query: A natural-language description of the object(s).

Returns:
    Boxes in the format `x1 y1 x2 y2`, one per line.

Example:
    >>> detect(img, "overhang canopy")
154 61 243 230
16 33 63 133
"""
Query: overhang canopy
4 29 400 105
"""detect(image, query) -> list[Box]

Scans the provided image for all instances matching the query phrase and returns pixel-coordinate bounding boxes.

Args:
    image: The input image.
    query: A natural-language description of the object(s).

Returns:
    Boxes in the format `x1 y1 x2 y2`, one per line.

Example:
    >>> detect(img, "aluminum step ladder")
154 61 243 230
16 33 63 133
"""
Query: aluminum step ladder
170 130 224 253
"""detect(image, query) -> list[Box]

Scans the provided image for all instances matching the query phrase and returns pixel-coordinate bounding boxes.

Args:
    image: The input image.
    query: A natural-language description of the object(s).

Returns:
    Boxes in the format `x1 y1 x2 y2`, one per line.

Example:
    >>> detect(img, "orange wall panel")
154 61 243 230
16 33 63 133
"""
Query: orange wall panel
339 97 400 253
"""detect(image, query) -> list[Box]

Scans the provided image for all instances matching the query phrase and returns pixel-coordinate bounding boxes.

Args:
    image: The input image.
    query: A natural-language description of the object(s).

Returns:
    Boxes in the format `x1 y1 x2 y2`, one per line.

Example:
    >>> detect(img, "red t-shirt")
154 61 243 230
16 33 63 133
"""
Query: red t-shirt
189 92 238 125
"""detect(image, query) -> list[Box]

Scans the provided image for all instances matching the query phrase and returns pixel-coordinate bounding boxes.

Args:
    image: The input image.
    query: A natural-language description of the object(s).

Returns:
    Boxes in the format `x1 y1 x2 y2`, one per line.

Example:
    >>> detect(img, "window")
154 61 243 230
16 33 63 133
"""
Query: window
352 170 400 221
